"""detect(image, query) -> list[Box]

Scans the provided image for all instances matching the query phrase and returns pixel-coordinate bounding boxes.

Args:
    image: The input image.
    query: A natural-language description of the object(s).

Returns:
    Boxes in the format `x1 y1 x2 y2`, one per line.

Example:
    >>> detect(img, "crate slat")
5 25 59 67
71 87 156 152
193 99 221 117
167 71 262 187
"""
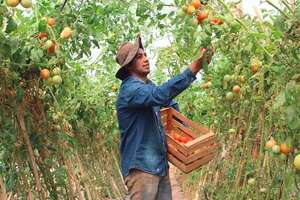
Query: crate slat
185 132 215 149
166 134 188 156
171 118 196 138
186 144 218 164
185 153 216 173
171 109 210 134
167 144 188 163
167 153 189 173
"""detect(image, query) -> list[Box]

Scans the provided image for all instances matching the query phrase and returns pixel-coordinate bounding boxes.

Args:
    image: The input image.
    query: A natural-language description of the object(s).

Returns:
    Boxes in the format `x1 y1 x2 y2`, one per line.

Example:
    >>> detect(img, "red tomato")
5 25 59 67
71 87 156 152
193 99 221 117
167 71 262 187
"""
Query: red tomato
180 137 190 144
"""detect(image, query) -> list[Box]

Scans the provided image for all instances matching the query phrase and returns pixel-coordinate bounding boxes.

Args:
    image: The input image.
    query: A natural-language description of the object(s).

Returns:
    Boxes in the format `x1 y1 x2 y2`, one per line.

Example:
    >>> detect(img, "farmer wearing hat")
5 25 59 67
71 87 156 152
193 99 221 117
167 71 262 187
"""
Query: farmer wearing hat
115 34 213 200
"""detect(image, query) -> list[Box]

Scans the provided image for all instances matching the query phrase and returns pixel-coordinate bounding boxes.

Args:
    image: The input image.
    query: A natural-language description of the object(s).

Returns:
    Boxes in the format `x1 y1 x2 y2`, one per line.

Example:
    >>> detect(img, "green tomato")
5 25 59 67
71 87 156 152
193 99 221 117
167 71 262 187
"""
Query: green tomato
272 145 280 154
52 75 62 85
177 9 185 18
247 178 255 186
226 92 234 101
43 40 53 50
279 153 287 161
228 128 236 134
224 74 231 82
259 188 267 193
52 67 61 76
52 114 60 122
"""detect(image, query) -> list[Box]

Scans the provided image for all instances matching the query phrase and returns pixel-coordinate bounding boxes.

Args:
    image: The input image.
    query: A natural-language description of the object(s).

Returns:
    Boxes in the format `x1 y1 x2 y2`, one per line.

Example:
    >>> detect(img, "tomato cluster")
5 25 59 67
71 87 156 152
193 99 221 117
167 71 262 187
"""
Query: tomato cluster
177 0 223 26
172 133 192 144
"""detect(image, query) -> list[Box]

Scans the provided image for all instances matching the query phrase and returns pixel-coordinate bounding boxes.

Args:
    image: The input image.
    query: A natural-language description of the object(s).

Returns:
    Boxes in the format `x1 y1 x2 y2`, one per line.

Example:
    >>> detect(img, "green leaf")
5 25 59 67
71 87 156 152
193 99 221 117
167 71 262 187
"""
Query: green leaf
38 20 47 32
285 105 300 130
5 17 17 33
30 48 43 63
273 91 285 109
16 87 24 103
0 15 3 27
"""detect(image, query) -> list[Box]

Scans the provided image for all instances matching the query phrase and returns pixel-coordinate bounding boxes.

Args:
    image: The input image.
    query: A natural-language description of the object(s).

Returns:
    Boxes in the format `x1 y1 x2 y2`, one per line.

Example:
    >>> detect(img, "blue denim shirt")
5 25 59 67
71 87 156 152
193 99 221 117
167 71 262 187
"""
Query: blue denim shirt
116 68 196 178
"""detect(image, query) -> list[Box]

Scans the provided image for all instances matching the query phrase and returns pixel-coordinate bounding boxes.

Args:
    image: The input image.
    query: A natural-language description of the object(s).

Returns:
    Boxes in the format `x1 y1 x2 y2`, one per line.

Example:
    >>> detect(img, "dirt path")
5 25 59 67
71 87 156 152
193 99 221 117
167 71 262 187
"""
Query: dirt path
169 165 188 200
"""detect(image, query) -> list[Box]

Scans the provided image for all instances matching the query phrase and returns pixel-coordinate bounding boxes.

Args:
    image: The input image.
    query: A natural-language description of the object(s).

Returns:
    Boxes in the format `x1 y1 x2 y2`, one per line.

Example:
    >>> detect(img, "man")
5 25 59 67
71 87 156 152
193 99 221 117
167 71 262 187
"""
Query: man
115 34 212 200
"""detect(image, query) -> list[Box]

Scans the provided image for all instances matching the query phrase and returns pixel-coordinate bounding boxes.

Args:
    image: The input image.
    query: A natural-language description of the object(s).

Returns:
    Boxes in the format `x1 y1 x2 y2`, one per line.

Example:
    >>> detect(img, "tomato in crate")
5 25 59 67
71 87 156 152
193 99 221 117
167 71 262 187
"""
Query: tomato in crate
160 107 218 173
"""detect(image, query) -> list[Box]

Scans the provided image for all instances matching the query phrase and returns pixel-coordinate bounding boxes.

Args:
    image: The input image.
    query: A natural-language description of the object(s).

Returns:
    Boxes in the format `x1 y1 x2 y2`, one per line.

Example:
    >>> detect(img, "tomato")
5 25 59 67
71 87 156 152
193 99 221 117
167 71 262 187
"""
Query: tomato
6 0 19 7
186 5 195 15
52 67 61 76
272 145 280 154
197 11 208 23
47 41 57 54
228 128 236 134
294 154 300 170
43 40 53 50
247 178 255 186
279 153 287 161
180 137 190 144
20 0 32 8
260 188 267 193
40 69 50 80
181 5 188 12
52 75 62 85
251 64 258 74
191 0 202 9
201 81 212 89
47 17 56 27
177 9 185 18
225 92 234 101
232 85 241 94
173 134 181 142
210 18 222 25
37 32 48 40
223 75 231 82
239 75 246 83
280 143 292 155
265 138 276 149
60 27 72 39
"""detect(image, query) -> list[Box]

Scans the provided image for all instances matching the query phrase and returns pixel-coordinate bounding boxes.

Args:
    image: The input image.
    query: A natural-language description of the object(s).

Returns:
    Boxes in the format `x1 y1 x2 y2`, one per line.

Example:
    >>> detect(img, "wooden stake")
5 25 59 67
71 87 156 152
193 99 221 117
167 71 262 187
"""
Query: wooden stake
17 104 45 199
0 176 7 200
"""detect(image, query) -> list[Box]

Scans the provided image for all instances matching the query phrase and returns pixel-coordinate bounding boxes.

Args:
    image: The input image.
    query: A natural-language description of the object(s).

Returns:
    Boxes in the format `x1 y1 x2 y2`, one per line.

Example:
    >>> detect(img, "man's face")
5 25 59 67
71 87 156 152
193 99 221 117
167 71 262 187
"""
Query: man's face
129 48 150 77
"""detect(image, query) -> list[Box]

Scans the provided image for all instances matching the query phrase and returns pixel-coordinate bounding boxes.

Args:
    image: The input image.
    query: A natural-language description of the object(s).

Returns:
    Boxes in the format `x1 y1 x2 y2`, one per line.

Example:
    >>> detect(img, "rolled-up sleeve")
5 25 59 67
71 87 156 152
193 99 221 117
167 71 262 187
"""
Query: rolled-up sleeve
125 68 196 108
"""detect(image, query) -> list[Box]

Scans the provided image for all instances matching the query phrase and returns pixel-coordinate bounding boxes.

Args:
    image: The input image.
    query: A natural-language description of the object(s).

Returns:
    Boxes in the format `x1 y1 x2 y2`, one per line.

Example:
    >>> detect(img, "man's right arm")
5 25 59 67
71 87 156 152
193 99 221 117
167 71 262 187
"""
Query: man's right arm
125 48 213 108
125 68 196 108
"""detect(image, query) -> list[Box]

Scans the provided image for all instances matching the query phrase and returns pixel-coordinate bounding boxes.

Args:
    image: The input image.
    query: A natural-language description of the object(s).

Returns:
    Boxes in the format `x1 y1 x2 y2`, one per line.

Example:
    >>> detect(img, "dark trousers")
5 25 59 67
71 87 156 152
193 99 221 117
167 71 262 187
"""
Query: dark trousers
124 169 172 200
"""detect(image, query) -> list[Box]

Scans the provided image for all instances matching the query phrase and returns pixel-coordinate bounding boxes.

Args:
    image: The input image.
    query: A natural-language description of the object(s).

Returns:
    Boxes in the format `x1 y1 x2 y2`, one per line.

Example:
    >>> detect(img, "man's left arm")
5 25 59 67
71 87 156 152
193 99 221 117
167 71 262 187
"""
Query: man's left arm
168 99 180 112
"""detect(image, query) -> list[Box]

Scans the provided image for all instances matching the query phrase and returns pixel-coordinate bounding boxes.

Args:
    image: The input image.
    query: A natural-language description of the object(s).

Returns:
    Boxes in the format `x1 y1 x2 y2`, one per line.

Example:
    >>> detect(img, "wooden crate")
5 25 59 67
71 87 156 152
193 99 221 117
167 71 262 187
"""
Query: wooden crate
160 107 218 173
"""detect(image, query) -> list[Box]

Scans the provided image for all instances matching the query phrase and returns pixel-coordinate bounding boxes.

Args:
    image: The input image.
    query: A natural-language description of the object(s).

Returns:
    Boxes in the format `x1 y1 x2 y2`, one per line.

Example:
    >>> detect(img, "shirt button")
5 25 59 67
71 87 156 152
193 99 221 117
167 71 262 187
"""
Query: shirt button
156 168 160 172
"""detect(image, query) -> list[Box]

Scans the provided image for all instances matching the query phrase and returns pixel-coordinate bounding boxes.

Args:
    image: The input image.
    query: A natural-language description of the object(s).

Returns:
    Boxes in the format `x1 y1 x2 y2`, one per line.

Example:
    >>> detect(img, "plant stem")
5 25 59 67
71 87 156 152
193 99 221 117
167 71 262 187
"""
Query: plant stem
281 0 294 14
216 0 273 58
265 0 290 19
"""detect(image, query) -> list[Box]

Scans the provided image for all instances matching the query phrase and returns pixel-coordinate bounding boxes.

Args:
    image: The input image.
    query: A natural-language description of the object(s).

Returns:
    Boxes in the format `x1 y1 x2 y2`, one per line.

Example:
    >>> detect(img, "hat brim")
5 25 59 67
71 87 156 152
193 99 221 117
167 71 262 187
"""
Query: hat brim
115 34 144 80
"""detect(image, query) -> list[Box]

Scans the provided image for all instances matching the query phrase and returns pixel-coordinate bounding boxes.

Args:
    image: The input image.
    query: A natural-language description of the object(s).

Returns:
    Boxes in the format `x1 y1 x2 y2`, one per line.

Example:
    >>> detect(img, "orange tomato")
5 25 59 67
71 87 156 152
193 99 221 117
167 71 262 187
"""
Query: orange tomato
60 27 72 39
210 18 223 25
187 5 196 15
40 69 50 80
265 138 276 149
280 143 292 155
47 17 56 27
251 64 258 74
197 11 208 22
191 0 202 9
